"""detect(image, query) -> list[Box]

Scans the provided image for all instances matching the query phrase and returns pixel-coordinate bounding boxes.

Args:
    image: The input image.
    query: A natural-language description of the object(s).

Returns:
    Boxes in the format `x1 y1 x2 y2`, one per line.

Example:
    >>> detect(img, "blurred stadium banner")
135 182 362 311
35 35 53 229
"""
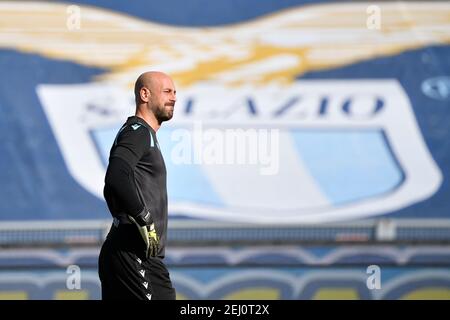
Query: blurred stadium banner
0 245 449 300
0 0 449 299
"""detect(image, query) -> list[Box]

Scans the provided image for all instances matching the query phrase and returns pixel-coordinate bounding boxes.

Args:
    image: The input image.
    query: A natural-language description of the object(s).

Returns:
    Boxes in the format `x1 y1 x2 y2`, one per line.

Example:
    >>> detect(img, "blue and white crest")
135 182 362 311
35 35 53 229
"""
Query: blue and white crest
0 1 444 222
37 79 442 223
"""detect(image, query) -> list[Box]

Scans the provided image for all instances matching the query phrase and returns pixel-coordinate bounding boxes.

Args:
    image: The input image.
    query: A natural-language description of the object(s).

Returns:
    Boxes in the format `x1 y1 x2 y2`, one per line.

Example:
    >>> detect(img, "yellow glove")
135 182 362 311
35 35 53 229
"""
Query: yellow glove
128 216 159 258
147 223 160 258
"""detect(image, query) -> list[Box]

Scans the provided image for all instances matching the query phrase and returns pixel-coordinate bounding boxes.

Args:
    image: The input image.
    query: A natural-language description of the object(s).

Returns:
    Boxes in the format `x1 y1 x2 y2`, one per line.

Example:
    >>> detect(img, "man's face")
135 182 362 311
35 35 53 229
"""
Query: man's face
149 76 177 124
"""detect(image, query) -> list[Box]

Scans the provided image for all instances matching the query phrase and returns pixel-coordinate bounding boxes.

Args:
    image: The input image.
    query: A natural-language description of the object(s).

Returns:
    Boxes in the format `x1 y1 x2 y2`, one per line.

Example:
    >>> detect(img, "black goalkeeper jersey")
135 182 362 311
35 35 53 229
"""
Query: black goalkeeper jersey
103 116 168 258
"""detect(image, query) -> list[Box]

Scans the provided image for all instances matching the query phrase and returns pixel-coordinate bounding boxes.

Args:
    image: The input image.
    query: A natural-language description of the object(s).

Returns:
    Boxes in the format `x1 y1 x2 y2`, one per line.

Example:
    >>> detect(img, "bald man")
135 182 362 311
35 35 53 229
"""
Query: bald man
98 71 177 300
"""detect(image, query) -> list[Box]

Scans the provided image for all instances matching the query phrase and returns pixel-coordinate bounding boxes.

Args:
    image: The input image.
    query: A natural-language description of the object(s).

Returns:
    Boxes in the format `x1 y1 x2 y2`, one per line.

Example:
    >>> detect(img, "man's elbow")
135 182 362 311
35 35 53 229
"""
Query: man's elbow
104 157 131 193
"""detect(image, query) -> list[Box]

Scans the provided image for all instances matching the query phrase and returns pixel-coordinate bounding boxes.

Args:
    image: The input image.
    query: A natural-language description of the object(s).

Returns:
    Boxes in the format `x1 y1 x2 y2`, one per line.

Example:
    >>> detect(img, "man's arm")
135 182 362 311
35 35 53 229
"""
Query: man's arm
104 125 152 226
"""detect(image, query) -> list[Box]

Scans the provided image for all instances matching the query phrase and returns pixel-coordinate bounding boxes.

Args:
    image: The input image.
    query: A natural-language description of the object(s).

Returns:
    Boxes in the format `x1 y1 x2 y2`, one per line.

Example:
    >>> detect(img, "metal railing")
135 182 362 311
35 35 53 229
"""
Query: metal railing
1 218 450 247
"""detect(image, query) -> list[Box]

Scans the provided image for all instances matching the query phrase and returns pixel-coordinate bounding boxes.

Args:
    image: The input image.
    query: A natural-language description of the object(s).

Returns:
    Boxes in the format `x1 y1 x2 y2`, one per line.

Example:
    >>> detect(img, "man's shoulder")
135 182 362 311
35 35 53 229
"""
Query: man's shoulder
115 118 151 146
126 116 154 131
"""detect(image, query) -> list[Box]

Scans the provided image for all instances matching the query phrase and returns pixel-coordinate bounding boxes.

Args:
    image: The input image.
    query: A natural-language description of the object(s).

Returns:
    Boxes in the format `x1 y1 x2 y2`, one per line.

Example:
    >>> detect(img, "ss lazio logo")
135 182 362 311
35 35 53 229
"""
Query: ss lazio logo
37 80 442 224
3 1 448 223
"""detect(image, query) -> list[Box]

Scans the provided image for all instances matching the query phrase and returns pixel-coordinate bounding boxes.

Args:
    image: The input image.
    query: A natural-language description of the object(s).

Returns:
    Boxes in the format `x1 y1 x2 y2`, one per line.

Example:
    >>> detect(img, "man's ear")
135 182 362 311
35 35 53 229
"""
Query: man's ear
140 87 150 103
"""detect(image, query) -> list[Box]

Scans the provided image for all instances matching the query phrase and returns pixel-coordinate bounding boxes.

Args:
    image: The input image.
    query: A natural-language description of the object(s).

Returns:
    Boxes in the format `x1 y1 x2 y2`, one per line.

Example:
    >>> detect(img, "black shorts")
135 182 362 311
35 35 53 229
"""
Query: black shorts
98 223 176 300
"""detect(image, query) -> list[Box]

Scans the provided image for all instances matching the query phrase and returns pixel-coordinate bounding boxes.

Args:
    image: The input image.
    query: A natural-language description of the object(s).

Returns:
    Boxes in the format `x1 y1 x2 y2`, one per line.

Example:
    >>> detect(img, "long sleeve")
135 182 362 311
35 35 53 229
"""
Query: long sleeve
104 157 143 217
103 124 150 218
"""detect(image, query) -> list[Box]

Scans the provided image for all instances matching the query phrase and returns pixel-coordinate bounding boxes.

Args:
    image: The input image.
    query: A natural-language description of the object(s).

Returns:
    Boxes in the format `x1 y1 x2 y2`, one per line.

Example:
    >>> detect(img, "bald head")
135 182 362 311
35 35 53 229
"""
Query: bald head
134 71 171 104
134 71 177 126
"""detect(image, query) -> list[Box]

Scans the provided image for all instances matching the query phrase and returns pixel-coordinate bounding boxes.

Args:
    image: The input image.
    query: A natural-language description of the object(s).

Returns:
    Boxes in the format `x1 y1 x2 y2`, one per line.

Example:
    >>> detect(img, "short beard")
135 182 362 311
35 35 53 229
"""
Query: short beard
154 104 173 124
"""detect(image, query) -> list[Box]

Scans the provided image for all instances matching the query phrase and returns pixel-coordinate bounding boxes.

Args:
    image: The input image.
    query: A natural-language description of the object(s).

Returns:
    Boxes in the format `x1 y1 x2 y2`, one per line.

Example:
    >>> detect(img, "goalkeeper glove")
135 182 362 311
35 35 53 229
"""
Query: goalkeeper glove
134 207 153 227
128 208 160 258
147 223 160 258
